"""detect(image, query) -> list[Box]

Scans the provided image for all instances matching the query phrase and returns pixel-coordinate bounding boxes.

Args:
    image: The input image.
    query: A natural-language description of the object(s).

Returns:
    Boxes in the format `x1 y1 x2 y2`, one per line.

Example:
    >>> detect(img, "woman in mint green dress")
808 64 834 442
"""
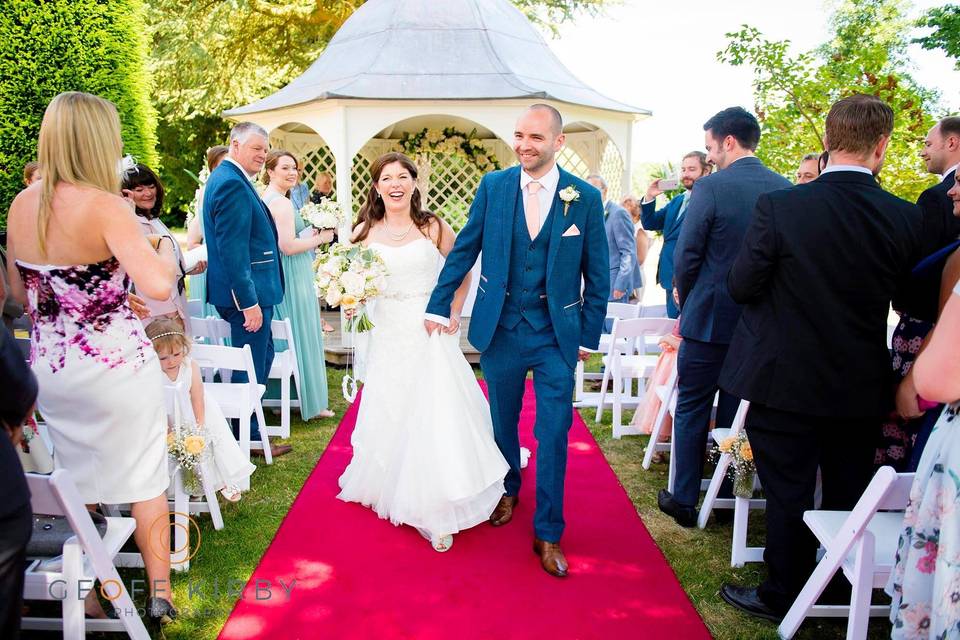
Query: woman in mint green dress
261 150 335 420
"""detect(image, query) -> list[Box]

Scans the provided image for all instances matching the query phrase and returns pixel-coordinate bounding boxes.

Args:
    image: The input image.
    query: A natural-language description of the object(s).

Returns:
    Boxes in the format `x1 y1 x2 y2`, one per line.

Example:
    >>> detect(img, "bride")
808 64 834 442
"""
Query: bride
337 152 509 552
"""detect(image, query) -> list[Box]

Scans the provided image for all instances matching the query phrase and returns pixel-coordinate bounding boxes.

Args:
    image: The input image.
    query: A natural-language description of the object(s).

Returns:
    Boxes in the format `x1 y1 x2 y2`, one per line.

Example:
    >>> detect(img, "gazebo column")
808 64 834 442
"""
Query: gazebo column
622 123 633 197
333 107 353 240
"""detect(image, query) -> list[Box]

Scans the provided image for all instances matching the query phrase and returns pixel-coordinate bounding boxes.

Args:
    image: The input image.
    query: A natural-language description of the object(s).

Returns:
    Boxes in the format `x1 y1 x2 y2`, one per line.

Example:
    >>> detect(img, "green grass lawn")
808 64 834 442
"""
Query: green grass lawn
37 364 892 639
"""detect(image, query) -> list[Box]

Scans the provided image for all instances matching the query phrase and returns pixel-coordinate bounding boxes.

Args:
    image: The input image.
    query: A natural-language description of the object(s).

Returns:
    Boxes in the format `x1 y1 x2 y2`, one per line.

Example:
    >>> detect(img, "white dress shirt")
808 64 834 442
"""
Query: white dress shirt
520 163 560 236
820 164 873 176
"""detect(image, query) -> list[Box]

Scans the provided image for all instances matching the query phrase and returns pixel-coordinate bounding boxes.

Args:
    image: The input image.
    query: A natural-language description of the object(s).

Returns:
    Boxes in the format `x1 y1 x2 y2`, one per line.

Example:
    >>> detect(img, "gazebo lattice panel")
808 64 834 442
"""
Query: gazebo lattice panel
558 147 590 179
300 146 337 192
600 140 625 198
422 154 484 231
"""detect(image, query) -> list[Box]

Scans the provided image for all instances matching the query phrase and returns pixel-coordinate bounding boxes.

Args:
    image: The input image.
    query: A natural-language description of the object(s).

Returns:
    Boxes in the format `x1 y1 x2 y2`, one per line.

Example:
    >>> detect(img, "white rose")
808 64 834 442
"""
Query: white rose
315 272 331 289
340 271 366 297
322 256 343 275
325 283 342 307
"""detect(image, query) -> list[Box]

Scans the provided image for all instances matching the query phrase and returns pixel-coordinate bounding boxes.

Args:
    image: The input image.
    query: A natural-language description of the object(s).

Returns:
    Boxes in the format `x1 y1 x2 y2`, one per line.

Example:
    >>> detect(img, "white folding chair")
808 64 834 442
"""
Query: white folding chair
162 383 225 541
263 318 300 439
695 400 769 567
191 343 272 486
574 302 641 409
595 317 676 438
779 466 914 640
639 303 668 317
640 359 678 470
21 470 149 640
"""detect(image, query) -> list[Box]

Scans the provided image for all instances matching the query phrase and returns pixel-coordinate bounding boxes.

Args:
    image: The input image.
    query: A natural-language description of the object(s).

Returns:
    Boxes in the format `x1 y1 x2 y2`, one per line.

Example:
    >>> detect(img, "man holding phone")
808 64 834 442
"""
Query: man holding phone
640 151 711 318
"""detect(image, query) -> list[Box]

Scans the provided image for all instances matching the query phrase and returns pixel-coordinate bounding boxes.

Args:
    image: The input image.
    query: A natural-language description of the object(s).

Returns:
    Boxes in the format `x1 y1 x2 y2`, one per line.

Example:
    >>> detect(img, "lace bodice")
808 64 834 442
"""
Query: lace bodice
16 256 150 372
370 238 440 300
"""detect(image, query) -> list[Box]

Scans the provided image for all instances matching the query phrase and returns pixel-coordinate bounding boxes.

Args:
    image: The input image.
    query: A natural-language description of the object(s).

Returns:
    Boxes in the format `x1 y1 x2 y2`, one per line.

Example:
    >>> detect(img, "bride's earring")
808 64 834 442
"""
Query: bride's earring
376 191 382 199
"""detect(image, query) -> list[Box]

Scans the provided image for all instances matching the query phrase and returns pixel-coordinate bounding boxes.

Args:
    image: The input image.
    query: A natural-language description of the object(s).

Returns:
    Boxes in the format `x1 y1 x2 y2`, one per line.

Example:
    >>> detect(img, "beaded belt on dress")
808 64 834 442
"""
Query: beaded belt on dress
380 290 433 300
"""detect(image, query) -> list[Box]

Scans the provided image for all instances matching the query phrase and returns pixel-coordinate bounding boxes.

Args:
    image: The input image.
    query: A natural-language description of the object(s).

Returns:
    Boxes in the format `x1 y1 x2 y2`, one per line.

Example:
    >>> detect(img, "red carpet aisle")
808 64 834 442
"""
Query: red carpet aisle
219 381 711 640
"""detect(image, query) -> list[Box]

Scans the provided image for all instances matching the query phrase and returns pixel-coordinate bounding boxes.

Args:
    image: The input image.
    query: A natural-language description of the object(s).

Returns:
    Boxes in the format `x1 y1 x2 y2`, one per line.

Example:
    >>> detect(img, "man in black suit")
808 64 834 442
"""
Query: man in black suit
656 107 791 527
717 95 925 620
0 323 37 639
900 116 960 323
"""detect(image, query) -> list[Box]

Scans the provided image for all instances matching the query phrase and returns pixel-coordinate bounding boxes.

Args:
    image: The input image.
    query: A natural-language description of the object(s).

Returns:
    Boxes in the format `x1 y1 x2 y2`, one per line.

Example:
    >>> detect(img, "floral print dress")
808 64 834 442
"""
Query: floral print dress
888 401 960 639
16 257 169 504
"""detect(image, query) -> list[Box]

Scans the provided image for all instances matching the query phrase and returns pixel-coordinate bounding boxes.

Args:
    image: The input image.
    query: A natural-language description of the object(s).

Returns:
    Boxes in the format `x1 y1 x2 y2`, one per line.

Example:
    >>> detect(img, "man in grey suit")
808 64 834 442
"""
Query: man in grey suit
587 175 638 303
656 107 791 527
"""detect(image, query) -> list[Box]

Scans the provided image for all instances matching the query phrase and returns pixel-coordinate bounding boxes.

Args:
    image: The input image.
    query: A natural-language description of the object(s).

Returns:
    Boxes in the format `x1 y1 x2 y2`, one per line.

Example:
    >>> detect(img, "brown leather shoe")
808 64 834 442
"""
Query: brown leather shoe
252 444 293 458
489 495 518 527
533 538 568 578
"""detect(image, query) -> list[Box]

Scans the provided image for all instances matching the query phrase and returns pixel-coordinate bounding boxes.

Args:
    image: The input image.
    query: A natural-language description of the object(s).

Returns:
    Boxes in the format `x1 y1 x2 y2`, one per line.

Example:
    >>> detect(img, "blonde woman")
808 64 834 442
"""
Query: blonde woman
5 92 179 623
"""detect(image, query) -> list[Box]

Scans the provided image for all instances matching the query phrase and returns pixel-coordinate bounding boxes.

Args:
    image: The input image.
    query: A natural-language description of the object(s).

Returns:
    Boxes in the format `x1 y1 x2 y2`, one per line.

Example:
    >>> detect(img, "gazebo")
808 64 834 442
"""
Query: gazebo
223 0 651 228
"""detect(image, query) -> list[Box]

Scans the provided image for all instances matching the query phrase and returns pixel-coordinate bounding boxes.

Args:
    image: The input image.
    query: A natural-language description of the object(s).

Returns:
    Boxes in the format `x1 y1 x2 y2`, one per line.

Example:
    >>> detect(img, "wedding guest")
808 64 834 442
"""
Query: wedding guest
288 168 335 333
147 318 256 501
203 122 289 458
888 207 960 636
186 145 229 319
588 175 637 304
122 163 203 331
0 324 36 640
262 150 335 420
878 116 960 469
623 195 650 300
641 151 712 318
1 241 25 332
794 153 820 184
658 112 790 529
5 91 179 622
717 94 924 620
22 161 40 186
310 171 334 204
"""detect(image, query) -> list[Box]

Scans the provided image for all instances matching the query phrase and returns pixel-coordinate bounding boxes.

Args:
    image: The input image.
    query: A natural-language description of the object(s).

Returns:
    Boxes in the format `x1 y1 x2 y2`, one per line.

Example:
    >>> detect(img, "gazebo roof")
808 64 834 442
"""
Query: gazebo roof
224 0 650 117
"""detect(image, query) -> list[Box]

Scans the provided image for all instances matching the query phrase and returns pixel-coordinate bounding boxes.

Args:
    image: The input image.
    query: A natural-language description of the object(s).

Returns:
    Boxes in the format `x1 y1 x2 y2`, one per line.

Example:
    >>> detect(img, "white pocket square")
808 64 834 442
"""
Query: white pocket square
562 224 580 237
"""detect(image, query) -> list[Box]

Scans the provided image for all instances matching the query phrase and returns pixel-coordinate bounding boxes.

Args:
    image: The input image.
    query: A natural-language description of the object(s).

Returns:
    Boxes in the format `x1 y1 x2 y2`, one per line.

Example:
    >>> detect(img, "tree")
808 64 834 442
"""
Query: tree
0 0 158 225
143 0 610 220
719 0 937 201
915 4 960 68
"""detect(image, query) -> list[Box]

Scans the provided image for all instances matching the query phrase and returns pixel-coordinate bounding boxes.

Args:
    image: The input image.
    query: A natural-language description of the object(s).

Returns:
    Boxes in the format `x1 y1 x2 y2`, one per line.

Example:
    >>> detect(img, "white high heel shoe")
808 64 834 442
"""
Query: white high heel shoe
417 528 454 552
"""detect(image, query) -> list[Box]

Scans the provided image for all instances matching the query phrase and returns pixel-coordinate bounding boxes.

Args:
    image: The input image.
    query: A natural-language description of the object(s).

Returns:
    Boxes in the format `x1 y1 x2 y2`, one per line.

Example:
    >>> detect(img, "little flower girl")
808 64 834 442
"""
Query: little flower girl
146 318 255 501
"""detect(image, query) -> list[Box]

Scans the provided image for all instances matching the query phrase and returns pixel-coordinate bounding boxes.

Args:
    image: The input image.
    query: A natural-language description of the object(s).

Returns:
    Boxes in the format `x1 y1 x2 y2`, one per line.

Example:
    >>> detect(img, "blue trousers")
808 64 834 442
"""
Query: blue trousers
672 337 739 507
216 305 274 439
481 320 574 543
665 288 679 319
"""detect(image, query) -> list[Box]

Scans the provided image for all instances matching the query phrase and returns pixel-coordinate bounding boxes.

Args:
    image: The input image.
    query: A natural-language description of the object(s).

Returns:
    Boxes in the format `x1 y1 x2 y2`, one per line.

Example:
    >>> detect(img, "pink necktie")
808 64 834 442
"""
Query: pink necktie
526 181 542 239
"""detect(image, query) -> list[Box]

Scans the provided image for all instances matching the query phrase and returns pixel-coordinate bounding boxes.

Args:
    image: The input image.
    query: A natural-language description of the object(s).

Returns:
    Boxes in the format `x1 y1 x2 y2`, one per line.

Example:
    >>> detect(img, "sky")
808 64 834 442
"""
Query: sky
543 0 960 167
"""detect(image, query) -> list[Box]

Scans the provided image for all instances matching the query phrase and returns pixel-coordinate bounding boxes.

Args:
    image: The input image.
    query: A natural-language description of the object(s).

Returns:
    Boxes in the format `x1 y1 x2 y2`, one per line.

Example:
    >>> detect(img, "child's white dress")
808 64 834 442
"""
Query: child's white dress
165 357 256 491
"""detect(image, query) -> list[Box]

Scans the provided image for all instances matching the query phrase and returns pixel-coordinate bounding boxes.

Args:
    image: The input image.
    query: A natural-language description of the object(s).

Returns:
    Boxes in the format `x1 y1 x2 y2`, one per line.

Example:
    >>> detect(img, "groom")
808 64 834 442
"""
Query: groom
426 104 609 577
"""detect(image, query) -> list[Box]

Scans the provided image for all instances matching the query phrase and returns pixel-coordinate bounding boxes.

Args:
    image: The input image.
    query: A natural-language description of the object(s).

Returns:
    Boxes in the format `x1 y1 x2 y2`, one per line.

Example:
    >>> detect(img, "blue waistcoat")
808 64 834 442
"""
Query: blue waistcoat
500 188 553 331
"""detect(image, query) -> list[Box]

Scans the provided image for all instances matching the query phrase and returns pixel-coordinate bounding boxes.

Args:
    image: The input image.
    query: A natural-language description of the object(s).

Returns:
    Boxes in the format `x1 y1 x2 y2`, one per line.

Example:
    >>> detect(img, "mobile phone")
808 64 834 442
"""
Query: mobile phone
658 178 678 190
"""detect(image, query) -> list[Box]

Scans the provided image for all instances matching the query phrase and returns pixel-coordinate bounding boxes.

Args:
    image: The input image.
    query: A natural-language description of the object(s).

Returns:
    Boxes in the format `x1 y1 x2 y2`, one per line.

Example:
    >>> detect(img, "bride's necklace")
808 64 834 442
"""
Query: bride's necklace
383 219 415 241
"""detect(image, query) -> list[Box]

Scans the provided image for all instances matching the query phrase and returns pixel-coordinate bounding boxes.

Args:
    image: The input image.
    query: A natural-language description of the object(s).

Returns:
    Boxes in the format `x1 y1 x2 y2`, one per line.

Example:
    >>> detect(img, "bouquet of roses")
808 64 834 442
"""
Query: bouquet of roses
314 242 388 333
167 424 209 495
300 199 346 230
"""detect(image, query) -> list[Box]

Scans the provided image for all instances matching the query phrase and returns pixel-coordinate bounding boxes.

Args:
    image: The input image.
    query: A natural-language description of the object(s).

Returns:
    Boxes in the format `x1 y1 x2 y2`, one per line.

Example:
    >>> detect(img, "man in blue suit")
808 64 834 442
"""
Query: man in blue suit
587 175 638 306
640 151 712 318
203 122 288 455
426 104 609 577
656 107 791 527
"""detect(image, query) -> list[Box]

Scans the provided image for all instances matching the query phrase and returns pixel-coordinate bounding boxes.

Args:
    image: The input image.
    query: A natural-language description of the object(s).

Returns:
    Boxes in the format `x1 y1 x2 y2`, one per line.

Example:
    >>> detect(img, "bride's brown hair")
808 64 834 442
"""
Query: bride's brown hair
353 152 442 247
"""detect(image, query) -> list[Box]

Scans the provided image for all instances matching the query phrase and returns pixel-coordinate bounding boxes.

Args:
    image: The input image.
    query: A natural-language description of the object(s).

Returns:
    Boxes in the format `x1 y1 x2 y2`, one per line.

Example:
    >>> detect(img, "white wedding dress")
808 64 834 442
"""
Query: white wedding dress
337 237 508 541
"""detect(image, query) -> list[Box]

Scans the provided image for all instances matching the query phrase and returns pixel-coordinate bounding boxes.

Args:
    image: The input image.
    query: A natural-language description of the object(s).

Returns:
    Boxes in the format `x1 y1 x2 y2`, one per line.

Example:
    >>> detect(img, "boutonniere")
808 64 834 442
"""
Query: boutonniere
559 186 580 216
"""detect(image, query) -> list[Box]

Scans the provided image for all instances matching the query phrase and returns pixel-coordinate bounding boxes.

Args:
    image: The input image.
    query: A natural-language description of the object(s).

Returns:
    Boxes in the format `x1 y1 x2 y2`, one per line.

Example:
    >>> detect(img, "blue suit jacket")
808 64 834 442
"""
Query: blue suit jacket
604 201 638 295
673 156 791 344
202 160 285 309
640 193 686 290
426 165 610 367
